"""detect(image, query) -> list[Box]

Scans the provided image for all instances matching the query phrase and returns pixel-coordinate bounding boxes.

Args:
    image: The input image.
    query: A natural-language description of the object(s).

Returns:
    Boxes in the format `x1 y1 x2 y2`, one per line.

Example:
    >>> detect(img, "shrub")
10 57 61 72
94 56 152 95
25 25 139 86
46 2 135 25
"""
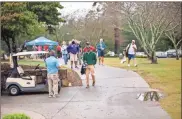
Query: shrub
3 113 30 119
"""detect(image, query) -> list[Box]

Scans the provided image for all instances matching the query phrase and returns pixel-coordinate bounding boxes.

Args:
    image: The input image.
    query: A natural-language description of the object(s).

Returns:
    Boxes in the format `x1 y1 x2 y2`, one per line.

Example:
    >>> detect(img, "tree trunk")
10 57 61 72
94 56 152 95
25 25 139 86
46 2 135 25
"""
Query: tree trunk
151 51 158 64
12 36 18 67
175 48 179 60
4 39 11 54
114 27 120 54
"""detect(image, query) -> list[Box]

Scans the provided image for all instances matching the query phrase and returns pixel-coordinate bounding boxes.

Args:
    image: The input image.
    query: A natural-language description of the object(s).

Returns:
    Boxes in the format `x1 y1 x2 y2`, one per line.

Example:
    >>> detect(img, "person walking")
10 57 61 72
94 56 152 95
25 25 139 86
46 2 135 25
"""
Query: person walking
126 40 137 67
61 41 68 65
56 43 62 58
49 45 54 51
83 42 97 88
83 42 96 53
45 50 61 98
67 40 79 69
76 40 82 65
96 38 106 65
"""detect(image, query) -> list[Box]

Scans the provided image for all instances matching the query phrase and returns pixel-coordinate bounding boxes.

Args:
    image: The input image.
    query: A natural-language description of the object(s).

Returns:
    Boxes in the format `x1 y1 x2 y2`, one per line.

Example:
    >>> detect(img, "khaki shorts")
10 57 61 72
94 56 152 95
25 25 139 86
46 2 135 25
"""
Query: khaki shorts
70 53 78 61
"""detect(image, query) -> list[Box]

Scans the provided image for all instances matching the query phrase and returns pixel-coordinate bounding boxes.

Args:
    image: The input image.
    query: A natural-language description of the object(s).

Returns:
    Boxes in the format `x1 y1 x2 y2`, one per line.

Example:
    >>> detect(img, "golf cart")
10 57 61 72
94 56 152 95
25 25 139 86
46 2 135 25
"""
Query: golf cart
6 51 61 96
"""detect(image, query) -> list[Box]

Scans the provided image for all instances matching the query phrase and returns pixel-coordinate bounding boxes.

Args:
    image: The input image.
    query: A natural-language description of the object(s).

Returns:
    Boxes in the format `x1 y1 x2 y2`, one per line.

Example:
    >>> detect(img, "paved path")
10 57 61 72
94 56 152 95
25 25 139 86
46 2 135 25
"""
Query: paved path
1 63 171 119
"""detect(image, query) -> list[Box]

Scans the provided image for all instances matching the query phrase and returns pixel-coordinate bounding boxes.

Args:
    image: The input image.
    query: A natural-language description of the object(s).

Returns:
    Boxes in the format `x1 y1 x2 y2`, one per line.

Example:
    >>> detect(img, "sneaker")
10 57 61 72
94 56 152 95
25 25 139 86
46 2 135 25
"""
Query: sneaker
134 64 137 67
49 95 53 98
128 64 130 67
75 66 79 69
86 85 89 88
92 81 95 86
53 95 57 98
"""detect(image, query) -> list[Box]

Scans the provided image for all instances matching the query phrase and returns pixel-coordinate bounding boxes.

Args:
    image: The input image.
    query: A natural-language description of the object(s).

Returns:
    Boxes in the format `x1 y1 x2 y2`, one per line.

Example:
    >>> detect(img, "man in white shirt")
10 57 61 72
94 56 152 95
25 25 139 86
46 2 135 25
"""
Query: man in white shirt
126 40 137 67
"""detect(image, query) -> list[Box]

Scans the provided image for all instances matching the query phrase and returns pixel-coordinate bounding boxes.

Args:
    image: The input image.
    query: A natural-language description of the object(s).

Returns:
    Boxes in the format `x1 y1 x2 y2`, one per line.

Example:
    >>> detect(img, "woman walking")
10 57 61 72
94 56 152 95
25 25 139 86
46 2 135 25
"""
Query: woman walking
61 41 68 65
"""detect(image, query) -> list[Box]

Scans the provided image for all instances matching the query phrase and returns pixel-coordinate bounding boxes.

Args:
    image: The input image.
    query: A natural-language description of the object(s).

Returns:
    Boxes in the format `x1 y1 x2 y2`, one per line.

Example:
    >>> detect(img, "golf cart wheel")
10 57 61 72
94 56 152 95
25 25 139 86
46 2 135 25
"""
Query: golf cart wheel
8 85 20 96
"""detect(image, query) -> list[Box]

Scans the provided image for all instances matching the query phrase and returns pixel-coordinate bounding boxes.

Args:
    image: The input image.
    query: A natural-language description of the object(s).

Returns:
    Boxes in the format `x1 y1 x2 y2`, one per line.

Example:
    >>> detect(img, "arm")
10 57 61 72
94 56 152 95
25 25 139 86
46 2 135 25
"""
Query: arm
133 45 137 52
67 45 70 53
93 53 97 65
56 59 62 69
103 43 107 49
83 53 87 63
96 44 101 50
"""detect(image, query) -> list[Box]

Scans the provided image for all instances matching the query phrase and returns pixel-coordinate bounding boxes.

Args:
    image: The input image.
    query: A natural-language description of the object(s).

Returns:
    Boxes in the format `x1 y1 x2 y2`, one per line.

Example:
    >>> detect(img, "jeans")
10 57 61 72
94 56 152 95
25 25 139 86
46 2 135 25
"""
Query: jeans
63 54 68 65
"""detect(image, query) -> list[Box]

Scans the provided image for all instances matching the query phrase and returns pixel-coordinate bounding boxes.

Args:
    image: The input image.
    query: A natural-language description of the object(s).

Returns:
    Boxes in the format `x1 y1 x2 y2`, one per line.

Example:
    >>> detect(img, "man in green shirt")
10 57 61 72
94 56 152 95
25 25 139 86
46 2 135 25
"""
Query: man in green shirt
83 42 97 88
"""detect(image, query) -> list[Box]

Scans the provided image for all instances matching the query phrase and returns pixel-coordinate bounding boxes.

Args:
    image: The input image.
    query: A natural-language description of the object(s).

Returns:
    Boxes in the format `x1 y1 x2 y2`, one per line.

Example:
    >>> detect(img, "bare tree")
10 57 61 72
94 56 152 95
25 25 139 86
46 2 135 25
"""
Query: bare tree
164 3 182 60
119 2 181 63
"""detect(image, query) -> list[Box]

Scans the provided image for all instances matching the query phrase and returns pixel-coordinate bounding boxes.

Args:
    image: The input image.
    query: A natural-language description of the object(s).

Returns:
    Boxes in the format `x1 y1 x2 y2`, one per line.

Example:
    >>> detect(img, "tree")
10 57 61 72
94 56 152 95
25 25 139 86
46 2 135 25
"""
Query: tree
164 3 181 60
27 2 65 34
93 2 124 54
1 2 38 54
119 2 180 63
1 2 65 54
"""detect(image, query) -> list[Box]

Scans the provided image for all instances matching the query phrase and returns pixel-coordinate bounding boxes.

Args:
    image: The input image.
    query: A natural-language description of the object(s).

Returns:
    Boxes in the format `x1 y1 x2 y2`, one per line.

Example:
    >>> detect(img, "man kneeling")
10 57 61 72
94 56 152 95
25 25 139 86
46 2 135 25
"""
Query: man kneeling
83 42 97 88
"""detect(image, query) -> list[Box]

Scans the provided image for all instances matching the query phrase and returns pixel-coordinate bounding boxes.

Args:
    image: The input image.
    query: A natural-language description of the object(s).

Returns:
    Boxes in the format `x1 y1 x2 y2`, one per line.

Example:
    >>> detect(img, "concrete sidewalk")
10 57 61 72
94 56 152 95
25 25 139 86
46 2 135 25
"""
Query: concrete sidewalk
1 64 171 119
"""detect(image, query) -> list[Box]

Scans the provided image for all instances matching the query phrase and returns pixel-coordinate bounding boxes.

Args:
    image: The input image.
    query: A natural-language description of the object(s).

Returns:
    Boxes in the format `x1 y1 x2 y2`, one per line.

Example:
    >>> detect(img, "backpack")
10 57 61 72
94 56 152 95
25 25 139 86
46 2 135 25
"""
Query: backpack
126 43 131 57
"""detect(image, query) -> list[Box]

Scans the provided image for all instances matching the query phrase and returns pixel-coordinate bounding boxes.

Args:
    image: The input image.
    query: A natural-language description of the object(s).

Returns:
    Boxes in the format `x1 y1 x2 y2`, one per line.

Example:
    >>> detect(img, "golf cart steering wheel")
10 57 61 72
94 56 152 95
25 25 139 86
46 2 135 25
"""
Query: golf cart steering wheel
34 64 40 71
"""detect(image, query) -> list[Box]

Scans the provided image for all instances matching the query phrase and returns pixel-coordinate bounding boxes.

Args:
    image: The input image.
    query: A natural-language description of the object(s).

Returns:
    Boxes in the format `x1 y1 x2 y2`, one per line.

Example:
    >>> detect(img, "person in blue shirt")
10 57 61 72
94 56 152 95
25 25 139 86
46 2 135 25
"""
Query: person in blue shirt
96 38 106 65
48 45 54 51
45 50 61 98
67 40 79 69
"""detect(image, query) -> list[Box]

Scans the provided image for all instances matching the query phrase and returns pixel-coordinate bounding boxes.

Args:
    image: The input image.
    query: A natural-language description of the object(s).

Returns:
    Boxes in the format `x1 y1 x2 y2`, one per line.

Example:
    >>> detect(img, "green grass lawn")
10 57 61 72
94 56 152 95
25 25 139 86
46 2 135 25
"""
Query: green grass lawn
18 60 46 67
104 57 181 119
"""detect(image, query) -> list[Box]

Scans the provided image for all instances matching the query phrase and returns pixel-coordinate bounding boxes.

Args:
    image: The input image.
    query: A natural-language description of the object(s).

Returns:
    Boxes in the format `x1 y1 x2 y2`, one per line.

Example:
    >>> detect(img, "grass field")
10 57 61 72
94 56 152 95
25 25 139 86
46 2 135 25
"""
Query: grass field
3 58 181 119
104 57 181 119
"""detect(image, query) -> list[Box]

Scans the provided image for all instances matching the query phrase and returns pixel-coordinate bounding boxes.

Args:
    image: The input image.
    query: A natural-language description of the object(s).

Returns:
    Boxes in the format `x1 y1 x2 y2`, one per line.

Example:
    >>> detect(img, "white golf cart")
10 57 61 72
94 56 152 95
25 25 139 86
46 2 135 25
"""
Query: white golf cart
6 51 61 96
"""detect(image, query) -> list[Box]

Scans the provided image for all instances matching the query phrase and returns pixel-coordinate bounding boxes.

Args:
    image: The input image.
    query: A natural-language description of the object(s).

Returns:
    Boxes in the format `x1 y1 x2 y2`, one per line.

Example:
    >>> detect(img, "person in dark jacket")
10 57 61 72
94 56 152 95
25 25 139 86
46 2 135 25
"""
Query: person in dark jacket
67 41 79 69
83 42 97 88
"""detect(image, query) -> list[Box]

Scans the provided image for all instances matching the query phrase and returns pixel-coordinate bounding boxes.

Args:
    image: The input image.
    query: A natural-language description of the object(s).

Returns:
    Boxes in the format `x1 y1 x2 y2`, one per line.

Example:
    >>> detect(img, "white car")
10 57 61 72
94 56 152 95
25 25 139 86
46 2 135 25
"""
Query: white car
156 51 167 58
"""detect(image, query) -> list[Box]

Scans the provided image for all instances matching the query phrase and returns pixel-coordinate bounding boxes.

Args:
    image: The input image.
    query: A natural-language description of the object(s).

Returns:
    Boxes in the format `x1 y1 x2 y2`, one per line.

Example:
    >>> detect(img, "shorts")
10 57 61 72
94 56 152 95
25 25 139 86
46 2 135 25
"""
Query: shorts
98 50 104 57
128 54 135 60
70 53 78 61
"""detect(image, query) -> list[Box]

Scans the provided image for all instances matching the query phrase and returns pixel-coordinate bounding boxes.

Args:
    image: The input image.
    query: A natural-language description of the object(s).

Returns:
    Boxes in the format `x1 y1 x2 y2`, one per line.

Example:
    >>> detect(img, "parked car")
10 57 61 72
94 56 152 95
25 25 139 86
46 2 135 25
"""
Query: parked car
136 52 147 57
107 51 115 56
165 49 181 58
156 51 167 58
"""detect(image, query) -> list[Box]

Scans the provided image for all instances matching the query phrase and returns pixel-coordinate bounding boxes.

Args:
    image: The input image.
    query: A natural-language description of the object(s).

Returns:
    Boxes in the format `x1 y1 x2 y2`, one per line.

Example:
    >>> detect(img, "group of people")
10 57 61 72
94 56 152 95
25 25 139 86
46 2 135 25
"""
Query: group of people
45 38 107 97
44 38 138 98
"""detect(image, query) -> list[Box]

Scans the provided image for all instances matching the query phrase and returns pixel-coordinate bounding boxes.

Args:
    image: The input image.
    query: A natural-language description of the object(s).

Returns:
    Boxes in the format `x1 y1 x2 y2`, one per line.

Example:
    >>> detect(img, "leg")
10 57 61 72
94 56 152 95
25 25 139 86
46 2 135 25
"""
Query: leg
85 66 90 88
52 74 59 97
74 54 78 68
98 57 101 65
63 55 67 65
128 55 131 67
134 57 137 66
101 57 104 65
90 65 95 86
71 61 73 68
47 74 53 97
70 53 74 68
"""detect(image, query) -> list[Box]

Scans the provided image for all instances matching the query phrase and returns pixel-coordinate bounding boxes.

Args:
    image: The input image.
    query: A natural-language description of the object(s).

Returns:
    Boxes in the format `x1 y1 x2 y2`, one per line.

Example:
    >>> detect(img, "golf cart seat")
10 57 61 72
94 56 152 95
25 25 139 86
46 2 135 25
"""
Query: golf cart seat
17 66 36 81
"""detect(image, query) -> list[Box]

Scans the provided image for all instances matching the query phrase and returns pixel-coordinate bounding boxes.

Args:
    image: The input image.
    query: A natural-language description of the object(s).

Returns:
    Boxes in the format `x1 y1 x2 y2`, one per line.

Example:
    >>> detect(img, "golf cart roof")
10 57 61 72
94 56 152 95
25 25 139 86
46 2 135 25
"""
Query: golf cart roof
12 51 49 56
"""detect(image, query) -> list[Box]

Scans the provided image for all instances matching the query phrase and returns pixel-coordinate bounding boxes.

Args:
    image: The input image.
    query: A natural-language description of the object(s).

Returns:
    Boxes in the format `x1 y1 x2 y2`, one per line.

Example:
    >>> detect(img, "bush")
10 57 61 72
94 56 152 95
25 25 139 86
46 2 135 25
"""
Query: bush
3 113 30 119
